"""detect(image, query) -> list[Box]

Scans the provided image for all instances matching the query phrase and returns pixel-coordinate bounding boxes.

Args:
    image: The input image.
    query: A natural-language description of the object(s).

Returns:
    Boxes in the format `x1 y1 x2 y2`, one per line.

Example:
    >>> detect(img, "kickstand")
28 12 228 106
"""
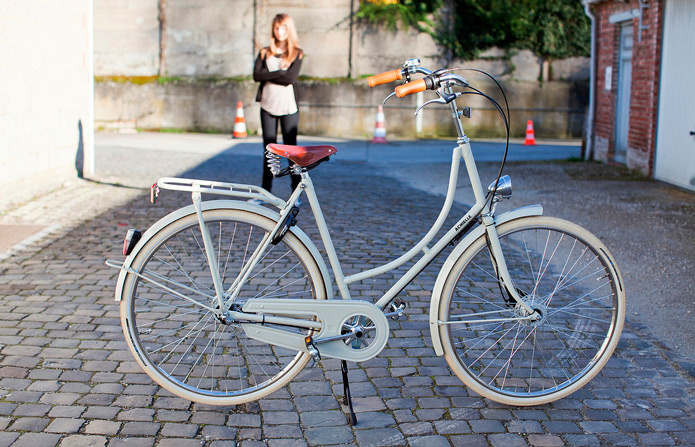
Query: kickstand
341 360 358 426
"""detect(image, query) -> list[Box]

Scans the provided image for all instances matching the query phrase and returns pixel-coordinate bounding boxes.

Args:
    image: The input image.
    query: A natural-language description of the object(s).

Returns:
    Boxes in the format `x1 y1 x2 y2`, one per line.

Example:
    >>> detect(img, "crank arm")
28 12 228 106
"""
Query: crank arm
313 324 377 345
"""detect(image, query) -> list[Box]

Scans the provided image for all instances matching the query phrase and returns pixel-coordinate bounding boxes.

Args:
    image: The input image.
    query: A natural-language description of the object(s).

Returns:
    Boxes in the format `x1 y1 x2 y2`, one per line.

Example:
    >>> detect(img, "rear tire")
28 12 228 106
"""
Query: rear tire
120 208 327 405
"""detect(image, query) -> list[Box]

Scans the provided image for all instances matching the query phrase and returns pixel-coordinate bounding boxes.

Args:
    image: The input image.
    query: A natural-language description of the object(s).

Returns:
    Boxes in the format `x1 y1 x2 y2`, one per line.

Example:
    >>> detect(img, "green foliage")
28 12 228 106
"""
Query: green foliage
356 0 442 32
435 0 591 60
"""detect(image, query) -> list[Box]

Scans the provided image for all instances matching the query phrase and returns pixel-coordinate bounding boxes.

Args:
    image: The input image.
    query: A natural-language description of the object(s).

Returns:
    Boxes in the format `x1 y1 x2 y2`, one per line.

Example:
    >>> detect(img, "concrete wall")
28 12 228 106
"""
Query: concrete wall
94 1 159 76
95 78 588 139
94 0 589 81
93 0 590 138
0 0 93 210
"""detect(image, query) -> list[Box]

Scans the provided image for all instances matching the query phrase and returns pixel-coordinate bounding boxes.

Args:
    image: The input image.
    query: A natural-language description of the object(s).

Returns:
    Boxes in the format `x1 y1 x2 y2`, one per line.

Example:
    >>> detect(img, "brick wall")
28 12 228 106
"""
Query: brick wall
590 0 664 176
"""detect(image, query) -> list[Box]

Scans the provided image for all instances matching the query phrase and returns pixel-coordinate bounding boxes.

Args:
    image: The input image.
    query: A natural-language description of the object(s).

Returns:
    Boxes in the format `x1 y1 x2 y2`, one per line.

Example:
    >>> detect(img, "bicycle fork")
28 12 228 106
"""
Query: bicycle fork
480 215 536 317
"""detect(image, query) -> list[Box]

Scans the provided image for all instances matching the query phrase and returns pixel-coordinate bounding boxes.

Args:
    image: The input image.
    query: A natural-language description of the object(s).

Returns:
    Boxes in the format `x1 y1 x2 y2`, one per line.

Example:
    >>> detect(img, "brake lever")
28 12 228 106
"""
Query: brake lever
414 91 462 116
383 92 397 104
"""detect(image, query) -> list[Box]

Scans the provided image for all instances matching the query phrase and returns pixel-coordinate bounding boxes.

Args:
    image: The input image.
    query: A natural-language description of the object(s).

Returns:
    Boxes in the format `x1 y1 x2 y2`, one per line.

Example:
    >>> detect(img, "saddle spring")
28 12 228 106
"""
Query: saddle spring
266 151 282 176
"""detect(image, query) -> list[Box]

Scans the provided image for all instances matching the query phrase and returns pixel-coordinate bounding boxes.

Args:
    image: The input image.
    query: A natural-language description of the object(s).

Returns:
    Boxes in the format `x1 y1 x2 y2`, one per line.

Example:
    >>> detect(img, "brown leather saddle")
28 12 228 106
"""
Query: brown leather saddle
266 144 337 168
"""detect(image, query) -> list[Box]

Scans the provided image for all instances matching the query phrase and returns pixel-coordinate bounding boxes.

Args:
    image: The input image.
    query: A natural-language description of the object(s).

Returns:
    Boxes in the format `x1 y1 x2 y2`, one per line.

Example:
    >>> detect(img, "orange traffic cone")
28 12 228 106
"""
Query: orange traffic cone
524 120 536 146
233 101 247 138
371 105 387 143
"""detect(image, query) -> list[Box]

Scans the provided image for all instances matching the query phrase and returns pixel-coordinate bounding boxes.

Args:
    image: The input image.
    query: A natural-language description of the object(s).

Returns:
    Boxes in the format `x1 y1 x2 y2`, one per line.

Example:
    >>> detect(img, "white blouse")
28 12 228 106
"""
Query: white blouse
260 55 298 116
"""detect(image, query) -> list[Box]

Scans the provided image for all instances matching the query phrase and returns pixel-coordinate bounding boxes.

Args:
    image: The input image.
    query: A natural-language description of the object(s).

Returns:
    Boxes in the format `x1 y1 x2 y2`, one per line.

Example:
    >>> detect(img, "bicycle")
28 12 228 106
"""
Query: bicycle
106 58 625 424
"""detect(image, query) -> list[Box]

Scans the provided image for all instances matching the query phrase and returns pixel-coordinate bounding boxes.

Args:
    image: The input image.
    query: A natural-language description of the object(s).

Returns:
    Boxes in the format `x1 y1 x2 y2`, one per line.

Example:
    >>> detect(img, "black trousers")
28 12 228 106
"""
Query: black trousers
260 108 301 192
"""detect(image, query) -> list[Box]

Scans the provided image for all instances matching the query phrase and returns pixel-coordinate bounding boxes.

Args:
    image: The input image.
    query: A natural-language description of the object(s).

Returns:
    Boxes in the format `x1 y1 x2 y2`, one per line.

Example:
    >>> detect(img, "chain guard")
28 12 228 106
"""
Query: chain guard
241 299 389 362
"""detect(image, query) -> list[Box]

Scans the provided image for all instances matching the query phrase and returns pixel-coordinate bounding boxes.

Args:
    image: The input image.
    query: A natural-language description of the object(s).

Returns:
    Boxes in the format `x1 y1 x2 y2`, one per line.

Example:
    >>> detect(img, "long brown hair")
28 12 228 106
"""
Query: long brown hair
263 13 302 66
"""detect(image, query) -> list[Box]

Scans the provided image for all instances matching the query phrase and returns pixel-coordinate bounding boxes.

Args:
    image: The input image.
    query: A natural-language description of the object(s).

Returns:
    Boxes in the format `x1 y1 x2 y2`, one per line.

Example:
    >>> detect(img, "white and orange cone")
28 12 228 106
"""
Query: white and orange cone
371 105 387 143
233 100 247 138
524 119 536 146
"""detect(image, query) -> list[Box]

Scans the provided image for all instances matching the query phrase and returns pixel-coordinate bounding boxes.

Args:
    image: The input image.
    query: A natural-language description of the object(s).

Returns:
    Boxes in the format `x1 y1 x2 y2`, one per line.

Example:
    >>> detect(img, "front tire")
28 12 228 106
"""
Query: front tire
120 208 327 405
439 216 625 406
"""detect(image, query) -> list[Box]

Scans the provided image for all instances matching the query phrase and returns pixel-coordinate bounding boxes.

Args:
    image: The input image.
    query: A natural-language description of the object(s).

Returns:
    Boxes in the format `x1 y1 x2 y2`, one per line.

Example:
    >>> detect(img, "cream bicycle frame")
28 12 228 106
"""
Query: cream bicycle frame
111 86 536 330
108 61 625 407
218 93 535 318
295 144 532 316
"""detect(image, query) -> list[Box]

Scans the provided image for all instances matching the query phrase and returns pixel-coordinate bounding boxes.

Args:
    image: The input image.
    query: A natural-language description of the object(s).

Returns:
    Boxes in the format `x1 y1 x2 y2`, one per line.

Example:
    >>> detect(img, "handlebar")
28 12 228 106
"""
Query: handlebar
395 79 427 98
368 60 469 100
367 69 403 87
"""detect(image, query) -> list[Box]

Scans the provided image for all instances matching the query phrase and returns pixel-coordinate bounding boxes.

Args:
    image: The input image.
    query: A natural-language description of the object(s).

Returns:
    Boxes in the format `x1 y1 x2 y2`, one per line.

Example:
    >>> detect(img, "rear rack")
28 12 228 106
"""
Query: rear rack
156 177 286 209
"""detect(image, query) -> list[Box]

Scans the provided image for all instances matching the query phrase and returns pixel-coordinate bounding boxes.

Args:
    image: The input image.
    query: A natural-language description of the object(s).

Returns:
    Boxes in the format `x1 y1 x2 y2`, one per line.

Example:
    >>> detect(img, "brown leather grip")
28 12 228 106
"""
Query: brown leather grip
367 69 403 87
395 79 427 98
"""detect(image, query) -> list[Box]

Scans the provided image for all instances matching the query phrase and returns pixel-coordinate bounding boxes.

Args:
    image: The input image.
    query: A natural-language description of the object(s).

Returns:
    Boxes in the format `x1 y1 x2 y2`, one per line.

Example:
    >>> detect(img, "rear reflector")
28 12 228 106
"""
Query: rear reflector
151 183 159 204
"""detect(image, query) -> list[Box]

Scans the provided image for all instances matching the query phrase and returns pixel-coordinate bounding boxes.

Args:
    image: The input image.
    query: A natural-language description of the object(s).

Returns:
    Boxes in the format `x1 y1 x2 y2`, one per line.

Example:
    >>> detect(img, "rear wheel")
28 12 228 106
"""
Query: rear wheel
439 217 625 406
120 208 326 405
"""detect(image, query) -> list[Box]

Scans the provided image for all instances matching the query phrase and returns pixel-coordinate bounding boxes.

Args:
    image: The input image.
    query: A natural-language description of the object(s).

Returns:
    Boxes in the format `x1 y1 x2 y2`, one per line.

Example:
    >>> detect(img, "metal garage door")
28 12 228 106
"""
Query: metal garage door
655 0 695 191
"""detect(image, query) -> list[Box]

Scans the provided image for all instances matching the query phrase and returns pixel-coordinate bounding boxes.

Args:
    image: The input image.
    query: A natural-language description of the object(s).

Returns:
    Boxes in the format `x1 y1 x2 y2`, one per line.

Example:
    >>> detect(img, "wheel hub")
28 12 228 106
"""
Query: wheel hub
515 294 547 327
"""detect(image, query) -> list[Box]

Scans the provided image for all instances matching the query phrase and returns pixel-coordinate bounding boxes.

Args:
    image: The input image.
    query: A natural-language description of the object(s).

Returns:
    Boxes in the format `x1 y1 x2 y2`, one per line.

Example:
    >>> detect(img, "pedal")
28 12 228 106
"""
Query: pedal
385 298 406 320
304 336 321 364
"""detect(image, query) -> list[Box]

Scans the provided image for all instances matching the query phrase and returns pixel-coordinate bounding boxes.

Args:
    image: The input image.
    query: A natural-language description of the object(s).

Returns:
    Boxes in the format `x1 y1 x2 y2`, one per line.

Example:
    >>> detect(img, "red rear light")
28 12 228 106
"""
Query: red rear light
150 183 159 204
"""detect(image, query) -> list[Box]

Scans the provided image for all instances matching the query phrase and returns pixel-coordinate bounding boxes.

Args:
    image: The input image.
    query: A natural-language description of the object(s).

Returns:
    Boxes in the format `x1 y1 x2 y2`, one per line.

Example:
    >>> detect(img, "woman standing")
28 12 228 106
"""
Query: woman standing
253 13 303 194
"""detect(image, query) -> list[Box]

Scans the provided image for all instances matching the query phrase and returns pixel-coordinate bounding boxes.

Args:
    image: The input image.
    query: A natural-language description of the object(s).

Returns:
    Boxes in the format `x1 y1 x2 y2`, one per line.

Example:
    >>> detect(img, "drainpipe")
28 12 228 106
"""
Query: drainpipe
582 0 596 161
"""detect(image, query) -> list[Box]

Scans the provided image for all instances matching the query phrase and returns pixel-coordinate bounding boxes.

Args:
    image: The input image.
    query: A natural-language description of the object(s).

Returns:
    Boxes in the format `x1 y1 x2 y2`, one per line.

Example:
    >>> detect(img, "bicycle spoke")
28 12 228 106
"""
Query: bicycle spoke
123 212 323 403
547 293 614 316
157 312 215 367
445 219 623 402
160 243 211 295
221 222 239 284
253 264 304 298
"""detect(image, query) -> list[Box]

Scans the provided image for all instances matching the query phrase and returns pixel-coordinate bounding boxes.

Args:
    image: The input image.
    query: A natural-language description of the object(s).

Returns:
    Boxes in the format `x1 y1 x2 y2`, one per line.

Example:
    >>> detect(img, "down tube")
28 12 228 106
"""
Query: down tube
373 201 484 310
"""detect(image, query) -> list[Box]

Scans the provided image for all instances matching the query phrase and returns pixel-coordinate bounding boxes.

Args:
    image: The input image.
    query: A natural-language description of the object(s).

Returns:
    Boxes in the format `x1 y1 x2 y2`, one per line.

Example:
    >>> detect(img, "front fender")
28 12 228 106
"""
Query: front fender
113 200 333 302
428 205 543 356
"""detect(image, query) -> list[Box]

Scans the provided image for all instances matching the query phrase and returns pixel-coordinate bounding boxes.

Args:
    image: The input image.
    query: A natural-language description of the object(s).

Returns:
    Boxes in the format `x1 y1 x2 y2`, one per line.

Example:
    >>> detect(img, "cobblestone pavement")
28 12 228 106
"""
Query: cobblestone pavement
0 135 694 446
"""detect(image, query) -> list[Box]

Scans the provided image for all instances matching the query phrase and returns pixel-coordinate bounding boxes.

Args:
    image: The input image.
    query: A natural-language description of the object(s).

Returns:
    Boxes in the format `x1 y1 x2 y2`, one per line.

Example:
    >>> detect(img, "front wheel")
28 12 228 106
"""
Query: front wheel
439 216 625 406
120 208 327 405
